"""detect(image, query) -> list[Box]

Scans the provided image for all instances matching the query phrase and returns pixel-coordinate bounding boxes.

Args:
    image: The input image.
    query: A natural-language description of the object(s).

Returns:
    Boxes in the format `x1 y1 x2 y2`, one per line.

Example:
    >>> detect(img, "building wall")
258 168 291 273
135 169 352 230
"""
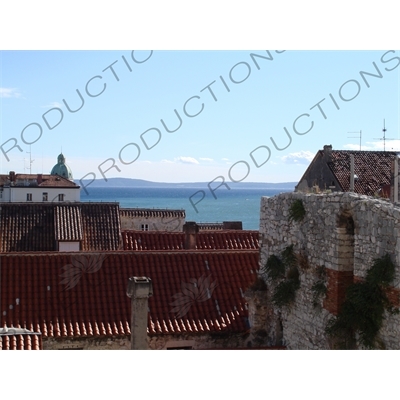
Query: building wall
0 187 80 203
259 192 400 349
295 149 341 193
43 333 247 350
120 213 185 232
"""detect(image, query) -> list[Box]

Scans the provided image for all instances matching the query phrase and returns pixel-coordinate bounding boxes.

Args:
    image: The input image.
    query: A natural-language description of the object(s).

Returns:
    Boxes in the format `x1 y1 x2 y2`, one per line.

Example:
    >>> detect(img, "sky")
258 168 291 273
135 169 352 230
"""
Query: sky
2 50 400 184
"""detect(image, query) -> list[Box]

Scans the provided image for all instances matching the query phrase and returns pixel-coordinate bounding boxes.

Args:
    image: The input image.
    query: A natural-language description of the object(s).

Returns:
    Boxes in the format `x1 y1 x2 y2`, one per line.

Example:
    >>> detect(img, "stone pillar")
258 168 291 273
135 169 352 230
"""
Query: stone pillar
126 277 153 350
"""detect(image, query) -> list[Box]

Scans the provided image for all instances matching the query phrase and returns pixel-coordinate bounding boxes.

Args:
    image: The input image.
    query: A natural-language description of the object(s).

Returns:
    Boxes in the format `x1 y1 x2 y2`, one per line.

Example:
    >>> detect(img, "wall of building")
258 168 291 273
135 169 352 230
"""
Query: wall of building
259 192 400 349
0 187 80 203
120 211 185 232
295 146 341 193
43 332 247 350
43 337 130 350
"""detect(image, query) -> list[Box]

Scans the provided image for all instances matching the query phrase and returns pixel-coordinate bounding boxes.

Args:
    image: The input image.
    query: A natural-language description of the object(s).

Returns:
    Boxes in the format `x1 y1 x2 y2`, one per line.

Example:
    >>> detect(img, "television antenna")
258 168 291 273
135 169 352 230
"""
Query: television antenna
374 119 395 151
348 130 362 151
26 145 35 174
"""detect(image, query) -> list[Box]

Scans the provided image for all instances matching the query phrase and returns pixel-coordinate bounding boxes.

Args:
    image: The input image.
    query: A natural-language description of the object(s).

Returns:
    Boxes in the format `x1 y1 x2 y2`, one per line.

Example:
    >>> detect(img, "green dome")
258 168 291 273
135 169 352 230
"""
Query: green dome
51 153 73 180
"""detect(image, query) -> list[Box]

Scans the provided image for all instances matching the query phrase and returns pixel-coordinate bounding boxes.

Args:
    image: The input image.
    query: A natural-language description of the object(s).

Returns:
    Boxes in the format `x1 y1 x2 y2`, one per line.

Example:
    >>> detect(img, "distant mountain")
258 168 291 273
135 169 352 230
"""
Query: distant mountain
75 177 297 190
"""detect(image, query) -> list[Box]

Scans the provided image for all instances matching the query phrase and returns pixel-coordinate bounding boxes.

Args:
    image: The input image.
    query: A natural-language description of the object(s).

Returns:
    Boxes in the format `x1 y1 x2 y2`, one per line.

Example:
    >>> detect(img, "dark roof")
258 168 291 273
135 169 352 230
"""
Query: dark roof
121 230 259 251
327 150 397 196
0 203 121 252
0 250 259 339
120 208 185 218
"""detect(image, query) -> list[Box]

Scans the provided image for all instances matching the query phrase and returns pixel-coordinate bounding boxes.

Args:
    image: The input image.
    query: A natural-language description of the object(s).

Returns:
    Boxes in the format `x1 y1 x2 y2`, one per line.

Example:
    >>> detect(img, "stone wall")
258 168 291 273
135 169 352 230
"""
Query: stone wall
43 336 130 350
120 209 185 232
259 192 400 349
43 332 247 350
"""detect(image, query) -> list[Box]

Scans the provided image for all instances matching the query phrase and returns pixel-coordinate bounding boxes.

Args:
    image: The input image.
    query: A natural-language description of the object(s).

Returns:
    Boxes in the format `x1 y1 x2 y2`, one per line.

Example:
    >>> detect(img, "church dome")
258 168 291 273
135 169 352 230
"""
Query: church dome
51 153 73 180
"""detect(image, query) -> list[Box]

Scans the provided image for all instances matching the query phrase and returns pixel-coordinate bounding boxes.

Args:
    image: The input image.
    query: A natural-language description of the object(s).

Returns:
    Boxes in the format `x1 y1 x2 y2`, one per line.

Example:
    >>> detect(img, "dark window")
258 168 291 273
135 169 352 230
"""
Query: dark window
27 193 32 201
167 346 193 350
43 192 48 201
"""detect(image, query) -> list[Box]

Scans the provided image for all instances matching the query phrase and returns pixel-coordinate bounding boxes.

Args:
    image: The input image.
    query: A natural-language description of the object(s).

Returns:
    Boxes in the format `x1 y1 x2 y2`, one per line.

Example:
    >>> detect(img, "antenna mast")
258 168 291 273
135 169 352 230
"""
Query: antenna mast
374 119 395 151
26 145 35 174
348 130 362 151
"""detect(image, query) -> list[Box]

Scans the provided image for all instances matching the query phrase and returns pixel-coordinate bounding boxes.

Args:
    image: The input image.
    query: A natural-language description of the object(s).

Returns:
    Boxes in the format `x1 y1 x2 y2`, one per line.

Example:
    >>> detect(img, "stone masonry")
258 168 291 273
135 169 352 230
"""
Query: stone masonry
258 192 400 349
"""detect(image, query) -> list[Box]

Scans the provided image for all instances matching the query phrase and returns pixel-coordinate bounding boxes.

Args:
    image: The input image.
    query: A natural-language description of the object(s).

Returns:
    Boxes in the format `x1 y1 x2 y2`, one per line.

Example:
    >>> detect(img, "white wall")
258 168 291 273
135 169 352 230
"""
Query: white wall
58 242 80 252
0 187 80 203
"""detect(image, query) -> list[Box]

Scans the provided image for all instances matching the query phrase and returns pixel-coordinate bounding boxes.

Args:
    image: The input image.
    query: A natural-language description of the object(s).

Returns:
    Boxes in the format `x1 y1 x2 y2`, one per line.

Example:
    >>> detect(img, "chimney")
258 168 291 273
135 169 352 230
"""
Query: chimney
222 221 243 230
37 174 43 184
126 277 153 350
183 222 199 249
323 145 332 162
9 171 15 182
350 154 355 192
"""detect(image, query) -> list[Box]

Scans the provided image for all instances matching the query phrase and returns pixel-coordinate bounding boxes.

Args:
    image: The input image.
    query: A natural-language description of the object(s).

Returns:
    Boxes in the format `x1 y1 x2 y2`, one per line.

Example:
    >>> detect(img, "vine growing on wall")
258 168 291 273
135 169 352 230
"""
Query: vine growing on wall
311 266 327 308
288 199 306 223
263 245 300 307
325 254 398 349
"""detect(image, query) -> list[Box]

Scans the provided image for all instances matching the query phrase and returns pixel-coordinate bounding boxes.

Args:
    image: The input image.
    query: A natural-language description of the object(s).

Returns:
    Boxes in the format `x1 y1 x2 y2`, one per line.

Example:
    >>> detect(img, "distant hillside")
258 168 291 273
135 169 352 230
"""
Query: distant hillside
75 178 297 190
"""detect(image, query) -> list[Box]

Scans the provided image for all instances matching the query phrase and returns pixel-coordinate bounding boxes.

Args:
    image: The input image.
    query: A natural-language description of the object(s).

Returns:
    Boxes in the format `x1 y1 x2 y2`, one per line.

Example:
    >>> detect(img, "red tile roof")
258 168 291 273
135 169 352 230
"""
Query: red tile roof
0 203 121 252
0 250 259 339
121 231 259 251
54 205 83 241
0 328 42 350
120 208 185 218
327 150 396 196
0 173 78 188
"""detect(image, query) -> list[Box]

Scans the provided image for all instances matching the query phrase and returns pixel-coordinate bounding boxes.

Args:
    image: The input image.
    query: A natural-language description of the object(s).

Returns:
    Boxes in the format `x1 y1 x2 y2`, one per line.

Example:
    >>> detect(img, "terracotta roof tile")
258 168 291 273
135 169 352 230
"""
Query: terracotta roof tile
121 230 259 251
328 150 397 196
120 208 185 218
0 329 42 350
0 173 78 188
1 250 259 339
0 203 121 252
54 205 83 241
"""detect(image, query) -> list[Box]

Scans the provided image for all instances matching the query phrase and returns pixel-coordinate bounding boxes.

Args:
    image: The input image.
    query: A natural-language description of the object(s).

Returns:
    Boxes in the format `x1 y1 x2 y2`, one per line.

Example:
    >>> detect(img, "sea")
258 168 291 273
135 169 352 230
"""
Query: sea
80 187 293 230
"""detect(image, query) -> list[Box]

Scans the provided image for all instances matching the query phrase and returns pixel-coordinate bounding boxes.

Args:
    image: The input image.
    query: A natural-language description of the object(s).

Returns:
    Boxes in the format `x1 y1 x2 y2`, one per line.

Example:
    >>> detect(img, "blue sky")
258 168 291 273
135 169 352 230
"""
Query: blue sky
1 50 399 183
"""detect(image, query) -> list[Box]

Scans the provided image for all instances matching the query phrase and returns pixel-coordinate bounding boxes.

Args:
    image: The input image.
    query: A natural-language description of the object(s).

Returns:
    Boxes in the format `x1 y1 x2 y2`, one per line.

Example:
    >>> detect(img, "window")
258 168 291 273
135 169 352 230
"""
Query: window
27 193 32 201
58 194 65 202
141 224 149 231
43 192 48 201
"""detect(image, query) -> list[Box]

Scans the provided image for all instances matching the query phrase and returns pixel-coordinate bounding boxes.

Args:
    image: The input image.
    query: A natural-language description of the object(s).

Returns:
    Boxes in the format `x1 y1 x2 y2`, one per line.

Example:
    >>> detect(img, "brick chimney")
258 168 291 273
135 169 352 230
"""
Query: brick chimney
183 222 199 249
126 277 153 350
37 174 43 184
323 145 332 162
9 171 15 182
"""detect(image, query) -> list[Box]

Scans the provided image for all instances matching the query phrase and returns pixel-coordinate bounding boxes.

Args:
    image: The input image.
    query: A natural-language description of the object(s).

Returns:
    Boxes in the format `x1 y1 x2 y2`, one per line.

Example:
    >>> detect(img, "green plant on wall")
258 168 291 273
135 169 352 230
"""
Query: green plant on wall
263 245 300 307
264 254 285 282
288 199 306 223
311 266 327 308
325 254 398 349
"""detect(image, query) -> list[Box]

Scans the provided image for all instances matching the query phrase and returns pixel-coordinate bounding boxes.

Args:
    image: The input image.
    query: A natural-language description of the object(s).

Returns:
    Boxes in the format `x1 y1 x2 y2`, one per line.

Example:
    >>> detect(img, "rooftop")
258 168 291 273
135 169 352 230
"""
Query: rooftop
122 230 259 251
1 250 259 339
